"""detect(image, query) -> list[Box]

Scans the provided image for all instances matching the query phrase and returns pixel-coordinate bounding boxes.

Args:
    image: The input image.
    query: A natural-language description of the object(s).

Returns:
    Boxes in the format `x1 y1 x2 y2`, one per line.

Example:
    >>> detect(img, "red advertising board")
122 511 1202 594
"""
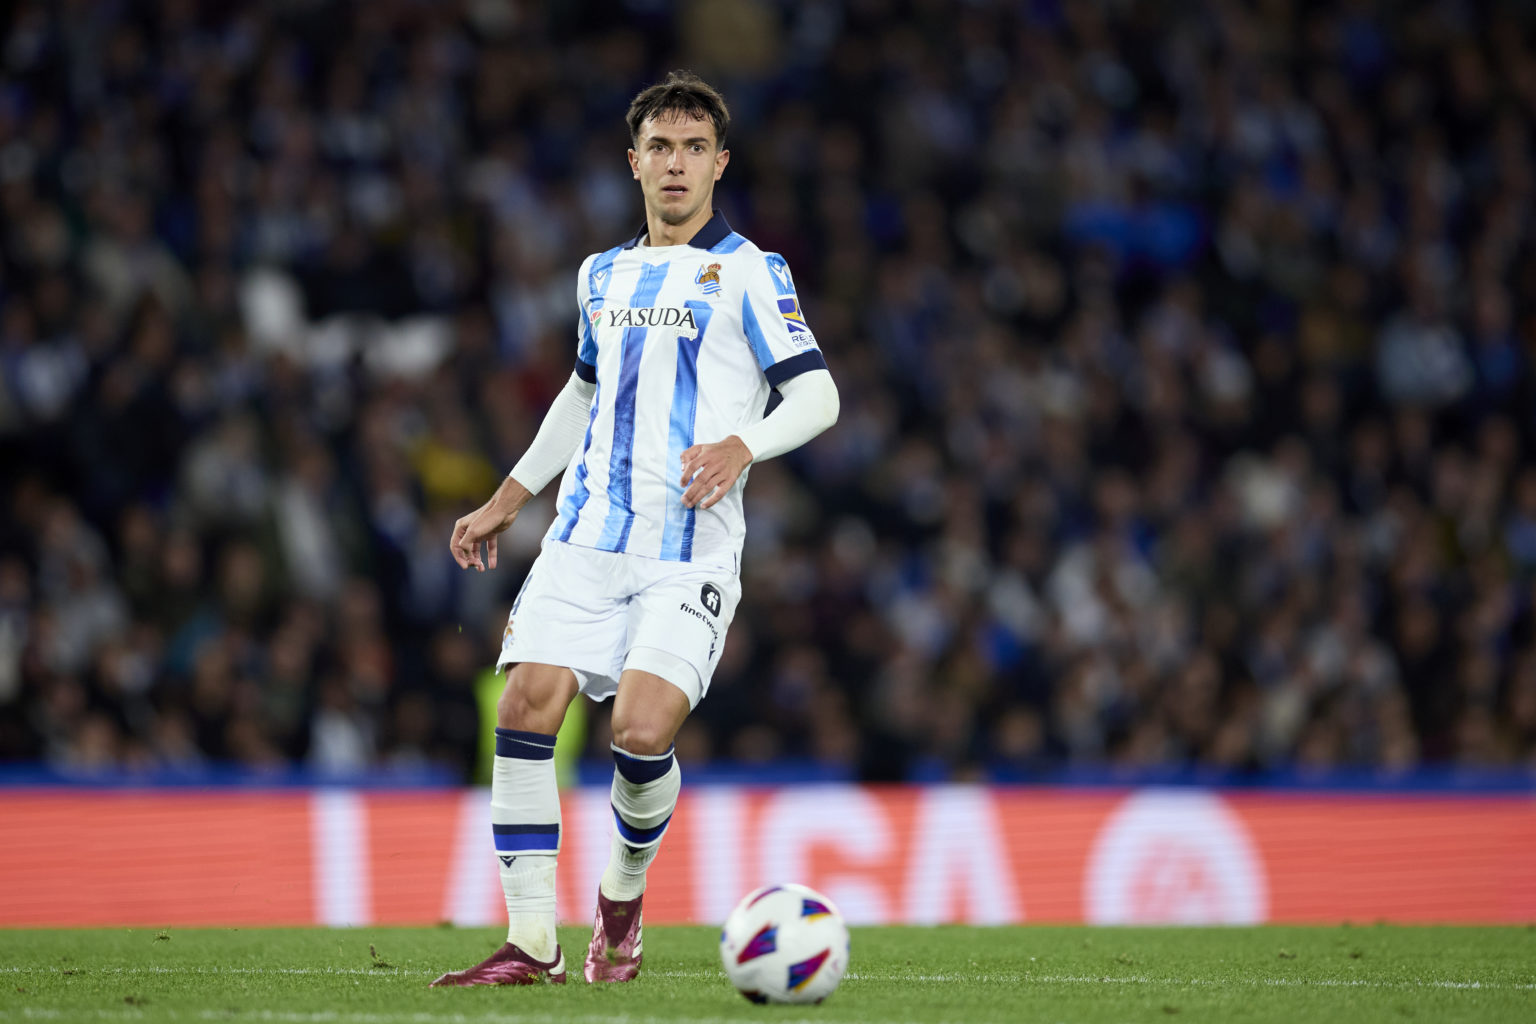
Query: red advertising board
2 787 1531 927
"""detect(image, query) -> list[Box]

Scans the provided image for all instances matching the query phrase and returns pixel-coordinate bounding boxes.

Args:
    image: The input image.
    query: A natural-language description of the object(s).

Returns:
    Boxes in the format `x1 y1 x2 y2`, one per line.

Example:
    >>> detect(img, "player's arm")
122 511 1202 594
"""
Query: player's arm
681 252 838 510
736 368 838 460
680 369 839 509
452 255 603 570
450 371 596 570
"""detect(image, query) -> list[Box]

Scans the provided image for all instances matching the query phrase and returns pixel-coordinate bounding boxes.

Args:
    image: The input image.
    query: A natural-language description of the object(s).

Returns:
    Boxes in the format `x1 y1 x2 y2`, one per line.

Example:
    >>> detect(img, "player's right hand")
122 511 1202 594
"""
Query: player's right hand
450 477 532 571
450 503 512 572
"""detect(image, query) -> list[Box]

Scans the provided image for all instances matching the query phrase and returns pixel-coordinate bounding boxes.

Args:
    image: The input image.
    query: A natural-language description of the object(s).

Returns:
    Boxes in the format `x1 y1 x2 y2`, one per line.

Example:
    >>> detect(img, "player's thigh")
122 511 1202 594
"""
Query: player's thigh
625 565 742 708
499 542 630 699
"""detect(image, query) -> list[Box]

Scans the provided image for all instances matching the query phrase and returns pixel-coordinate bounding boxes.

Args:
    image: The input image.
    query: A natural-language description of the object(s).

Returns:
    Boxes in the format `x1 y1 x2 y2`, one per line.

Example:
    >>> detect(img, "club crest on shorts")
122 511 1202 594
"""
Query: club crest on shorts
701 582 722 616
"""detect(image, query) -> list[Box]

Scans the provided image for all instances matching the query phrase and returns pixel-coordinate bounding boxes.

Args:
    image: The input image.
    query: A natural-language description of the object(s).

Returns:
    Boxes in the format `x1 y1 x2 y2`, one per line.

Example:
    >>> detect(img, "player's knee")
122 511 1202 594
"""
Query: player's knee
611 718 675 757
497 665 572 733
495 684 539 731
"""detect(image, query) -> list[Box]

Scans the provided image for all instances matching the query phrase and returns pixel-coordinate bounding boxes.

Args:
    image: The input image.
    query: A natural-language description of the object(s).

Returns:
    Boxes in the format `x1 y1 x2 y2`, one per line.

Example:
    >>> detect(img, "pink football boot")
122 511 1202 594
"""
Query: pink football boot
430 942 566 987
584 891 643 982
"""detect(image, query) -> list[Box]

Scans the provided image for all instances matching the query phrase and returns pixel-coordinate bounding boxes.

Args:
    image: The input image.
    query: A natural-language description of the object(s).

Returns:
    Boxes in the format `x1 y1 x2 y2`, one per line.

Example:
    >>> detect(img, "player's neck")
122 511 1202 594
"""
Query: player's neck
643 201 715 248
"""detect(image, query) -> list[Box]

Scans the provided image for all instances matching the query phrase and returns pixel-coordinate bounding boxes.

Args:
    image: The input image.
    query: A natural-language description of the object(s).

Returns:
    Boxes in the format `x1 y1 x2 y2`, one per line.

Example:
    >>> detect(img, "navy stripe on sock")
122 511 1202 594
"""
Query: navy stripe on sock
612 806 672 846
492 822 559 852
612 745 675 784
492 823 560 835
496 727 557 760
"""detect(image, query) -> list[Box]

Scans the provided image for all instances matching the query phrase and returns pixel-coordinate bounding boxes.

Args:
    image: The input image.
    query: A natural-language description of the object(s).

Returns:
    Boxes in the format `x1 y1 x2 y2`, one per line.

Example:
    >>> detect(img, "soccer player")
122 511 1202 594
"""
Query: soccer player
431 71 839 987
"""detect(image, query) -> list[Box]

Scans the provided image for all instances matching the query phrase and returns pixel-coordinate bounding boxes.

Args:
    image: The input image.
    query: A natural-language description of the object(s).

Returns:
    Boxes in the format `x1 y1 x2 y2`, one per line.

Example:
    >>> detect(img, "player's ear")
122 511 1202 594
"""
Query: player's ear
628 148 639 179
714 148 730 181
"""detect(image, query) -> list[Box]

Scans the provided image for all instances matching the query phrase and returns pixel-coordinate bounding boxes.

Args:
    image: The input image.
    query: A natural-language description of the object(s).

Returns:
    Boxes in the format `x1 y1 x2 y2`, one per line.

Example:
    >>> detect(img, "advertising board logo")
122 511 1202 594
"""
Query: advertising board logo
1083 790 1267 924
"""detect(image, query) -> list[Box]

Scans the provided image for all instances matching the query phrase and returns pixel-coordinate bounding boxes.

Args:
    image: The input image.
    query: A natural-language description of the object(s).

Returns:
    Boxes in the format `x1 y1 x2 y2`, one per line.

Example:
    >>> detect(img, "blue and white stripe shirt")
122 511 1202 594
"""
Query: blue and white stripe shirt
545 211 827 572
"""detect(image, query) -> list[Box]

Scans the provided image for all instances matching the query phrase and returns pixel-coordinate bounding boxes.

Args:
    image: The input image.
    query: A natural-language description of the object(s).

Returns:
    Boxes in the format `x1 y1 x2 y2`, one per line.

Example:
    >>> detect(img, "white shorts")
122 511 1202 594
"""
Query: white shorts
497 540 742 708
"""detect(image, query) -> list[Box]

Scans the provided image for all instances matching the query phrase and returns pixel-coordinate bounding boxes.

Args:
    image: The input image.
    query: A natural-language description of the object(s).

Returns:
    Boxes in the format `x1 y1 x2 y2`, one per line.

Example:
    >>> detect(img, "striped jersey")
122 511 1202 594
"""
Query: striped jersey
543 211 827 572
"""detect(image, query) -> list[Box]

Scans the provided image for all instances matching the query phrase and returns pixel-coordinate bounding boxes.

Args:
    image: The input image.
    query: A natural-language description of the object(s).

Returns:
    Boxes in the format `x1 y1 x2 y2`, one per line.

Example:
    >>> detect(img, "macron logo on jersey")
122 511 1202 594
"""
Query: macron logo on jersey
766 255 795 295
598 307 699 330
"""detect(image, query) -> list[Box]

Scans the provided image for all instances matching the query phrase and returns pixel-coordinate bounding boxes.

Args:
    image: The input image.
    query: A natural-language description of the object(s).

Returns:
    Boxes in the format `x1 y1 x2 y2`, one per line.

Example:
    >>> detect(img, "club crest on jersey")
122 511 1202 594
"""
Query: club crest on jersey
600 307 698 329
695 262 723 296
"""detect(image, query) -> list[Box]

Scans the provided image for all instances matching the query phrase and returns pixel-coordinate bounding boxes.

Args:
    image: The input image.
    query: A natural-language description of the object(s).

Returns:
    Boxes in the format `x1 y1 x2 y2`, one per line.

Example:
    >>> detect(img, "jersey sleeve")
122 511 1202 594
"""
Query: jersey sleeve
741 252 828 387
574 253 598 383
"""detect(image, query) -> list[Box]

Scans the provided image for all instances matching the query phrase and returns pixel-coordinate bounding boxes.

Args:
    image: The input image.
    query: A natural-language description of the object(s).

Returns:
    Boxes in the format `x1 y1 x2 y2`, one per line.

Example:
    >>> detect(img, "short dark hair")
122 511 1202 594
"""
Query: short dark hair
626 70 730 150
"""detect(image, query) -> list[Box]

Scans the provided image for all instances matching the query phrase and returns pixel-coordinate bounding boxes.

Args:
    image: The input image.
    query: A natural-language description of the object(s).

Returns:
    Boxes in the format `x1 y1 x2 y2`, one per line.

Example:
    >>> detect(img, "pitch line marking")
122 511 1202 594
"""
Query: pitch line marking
3 965 1533 991
5 1010 886 1024
1 966 431 977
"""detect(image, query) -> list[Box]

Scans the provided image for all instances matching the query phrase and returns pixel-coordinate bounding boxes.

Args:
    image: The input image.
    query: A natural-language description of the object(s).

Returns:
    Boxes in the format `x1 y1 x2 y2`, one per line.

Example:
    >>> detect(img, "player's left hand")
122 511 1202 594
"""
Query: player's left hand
681 435 753 509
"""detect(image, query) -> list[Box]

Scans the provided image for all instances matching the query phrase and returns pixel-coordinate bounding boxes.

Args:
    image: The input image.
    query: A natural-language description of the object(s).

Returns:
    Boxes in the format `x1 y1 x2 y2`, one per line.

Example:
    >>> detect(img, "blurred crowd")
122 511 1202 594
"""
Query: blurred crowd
4 0 1536 782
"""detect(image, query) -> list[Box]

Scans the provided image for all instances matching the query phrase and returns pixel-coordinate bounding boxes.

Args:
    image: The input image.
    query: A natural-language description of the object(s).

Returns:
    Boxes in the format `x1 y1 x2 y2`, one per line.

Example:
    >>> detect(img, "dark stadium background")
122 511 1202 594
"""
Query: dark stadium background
2 0 1536 790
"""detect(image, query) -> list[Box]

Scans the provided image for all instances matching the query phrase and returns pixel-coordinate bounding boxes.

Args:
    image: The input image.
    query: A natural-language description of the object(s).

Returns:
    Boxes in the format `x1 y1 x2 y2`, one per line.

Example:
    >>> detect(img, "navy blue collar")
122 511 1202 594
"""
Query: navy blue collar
623 210 733 251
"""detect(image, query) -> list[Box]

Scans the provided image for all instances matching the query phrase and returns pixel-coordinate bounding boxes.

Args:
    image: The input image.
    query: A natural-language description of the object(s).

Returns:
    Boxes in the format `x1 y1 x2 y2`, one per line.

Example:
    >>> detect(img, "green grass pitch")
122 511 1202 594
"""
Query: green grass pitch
2 925 1533 1023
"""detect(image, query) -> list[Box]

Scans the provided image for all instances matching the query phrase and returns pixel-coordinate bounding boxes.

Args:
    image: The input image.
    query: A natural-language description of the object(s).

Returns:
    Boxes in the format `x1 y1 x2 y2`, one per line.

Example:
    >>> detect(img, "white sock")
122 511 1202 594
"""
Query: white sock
491 727 560 962
600 743 681 902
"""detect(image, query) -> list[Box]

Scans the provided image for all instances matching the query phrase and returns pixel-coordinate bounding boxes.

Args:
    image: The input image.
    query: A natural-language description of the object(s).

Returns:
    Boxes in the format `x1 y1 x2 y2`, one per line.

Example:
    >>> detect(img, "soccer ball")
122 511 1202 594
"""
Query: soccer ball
719 883 850 1004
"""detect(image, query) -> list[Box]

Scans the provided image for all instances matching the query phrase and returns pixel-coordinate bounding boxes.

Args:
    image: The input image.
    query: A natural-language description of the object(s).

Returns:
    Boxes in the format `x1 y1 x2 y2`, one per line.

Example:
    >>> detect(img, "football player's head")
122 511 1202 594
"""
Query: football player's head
627 71 731 227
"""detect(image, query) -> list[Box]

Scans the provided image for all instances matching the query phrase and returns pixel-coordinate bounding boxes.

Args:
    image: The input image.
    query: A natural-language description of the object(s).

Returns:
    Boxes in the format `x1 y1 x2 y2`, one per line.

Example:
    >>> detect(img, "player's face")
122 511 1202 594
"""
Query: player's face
628 112 730 228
